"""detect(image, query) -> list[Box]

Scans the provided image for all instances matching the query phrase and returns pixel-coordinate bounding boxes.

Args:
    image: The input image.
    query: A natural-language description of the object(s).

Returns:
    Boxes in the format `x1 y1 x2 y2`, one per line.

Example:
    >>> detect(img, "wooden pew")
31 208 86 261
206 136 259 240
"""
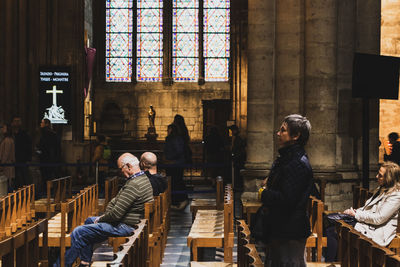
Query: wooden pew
387 254 400 267
190 177 224 221
0 185 36 239
34 176 72 217
92 219 148 267
237 219 263 267
39 184 98 267
187 185 234 262
98 176 119 213
306 196 326 262
108 177 171 267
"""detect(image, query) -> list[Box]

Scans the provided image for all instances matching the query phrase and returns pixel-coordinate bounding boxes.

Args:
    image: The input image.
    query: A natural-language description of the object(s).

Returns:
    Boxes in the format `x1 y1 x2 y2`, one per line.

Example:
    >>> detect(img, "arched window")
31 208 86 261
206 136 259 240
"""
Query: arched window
105 0 230 83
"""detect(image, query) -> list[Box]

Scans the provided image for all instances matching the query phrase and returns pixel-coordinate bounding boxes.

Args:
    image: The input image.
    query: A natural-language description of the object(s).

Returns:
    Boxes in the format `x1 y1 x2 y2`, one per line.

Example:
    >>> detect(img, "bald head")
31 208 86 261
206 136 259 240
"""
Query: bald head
117 153 141 178
140 152 158 174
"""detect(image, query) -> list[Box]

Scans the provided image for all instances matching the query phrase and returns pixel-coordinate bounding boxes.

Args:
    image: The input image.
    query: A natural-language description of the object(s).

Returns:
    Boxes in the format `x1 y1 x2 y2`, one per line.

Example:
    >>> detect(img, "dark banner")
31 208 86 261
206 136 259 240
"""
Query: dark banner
39 66 71 124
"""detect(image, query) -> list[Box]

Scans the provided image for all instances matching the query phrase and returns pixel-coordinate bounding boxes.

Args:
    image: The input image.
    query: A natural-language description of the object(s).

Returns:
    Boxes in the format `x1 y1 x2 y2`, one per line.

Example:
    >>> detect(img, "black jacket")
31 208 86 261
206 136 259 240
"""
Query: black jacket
261 144 313 240
145 171 167 196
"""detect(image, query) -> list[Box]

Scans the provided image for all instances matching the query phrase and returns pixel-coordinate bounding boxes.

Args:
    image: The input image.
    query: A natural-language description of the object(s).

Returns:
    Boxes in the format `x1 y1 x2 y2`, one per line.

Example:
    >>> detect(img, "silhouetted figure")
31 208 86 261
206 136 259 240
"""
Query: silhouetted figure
229 125 246 190
164 123 188 210
11 116 32 188
385 132 400 166
37 119 60 195
204 126 225 180
173 114 192 164
0 124 15 192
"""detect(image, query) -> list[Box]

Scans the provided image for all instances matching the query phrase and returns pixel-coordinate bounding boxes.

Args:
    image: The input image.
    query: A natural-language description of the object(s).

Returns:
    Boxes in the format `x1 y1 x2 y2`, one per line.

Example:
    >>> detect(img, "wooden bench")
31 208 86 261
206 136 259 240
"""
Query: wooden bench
91 219 148 267
237 219 262 267
187 185 234 262
39 184 98 267
34 176 72 217
0 185 48 267
190 177 224 221
98 176 119 213
306 196 326 262
0 185 36 238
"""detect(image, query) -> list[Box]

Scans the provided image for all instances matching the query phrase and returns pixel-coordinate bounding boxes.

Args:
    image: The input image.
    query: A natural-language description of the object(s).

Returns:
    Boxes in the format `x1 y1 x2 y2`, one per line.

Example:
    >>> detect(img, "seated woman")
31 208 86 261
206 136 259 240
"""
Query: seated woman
326 161 400 261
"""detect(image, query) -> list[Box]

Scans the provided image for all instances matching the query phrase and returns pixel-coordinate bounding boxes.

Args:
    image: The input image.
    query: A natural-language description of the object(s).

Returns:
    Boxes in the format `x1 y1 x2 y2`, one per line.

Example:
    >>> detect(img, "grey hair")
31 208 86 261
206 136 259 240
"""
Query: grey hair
283 114 311 146
120 154 140 167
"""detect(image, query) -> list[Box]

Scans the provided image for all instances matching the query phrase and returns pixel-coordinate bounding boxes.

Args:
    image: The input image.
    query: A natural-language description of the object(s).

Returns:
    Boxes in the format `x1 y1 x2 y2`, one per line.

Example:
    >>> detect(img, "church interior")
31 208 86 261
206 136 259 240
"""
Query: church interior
2 0 400 266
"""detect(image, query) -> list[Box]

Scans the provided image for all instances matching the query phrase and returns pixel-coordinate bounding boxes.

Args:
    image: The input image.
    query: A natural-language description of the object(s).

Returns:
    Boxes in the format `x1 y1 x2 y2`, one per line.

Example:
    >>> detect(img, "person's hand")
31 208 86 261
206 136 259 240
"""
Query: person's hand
261 177 268 187
343 207 356 217
94 215 103 224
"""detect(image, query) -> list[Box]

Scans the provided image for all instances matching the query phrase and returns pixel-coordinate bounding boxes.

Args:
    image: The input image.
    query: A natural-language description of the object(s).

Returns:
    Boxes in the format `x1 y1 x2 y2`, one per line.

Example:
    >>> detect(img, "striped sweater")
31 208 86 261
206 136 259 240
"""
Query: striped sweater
99 173 153 227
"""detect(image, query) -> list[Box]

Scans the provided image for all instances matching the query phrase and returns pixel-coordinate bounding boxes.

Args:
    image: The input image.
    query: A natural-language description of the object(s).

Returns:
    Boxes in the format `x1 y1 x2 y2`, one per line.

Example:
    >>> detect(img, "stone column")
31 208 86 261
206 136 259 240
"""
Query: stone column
243 0 275 197
304 0 338 173
275 0 305 124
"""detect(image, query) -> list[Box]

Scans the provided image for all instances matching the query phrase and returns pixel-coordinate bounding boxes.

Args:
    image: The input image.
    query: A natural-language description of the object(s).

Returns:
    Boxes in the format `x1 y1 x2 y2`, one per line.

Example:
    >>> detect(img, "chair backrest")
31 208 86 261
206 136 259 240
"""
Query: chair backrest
105 176 119 205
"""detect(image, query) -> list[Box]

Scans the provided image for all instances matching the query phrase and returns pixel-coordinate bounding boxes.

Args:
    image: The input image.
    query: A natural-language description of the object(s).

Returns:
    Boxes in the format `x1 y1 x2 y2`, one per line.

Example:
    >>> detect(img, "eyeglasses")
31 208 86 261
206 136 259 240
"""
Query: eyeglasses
119 163 127 171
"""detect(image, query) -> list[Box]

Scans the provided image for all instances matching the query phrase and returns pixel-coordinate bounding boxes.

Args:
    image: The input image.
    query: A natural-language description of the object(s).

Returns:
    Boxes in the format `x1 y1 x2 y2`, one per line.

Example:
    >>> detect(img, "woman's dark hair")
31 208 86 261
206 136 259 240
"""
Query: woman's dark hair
389 132 399 142
167 123 179 138
283 114 311 146
3 123 13 137
173 114 190 143
97 135 106 143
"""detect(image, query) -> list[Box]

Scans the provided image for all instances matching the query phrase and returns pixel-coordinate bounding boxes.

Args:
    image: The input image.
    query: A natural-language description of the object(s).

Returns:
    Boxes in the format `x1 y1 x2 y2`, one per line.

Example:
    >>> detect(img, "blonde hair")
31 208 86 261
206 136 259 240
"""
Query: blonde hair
379 161 400 195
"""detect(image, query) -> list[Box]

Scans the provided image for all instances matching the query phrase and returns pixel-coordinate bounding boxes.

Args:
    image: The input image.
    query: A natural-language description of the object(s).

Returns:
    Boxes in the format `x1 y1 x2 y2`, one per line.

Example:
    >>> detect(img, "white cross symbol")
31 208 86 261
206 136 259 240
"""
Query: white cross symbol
46 85 63 106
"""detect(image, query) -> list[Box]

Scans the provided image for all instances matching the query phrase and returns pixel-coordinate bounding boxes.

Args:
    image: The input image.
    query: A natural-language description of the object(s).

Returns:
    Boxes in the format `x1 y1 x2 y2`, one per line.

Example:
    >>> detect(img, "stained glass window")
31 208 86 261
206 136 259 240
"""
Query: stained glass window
106 0 133 82
137 0 163 81
204 0 230 81
173 0 199 82
105 0 230 83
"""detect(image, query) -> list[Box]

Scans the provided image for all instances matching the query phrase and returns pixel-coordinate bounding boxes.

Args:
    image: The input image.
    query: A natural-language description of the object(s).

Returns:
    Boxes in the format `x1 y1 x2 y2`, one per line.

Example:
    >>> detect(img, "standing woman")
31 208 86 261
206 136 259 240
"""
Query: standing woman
0 124 15 192
164 123 188 210
261 114 313 267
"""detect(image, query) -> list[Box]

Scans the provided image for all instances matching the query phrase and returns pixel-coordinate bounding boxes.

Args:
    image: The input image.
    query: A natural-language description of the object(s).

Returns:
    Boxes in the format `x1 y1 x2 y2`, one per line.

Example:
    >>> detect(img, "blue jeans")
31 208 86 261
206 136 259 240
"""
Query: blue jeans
54 216 134 267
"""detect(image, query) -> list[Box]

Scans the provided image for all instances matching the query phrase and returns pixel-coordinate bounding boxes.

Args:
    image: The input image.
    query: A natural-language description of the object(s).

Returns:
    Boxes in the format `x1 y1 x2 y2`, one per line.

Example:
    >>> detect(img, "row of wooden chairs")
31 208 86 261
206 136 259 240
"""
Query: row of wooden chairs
237 219 263 267
92 219 149 267
187 184 234 262
0 184 35 239
34 176 72 218
39 184 98 267
0 184 48 267
337 220 400 267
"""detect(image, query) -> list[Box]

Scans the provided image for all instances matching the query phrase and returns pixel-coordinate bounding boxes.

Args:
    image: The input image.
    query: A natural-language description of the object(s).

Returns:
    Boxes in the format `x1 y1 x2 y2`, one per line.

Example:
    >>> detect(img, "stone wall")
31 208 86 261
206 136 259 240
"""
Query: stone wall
93 83 230 141
380 0 400 153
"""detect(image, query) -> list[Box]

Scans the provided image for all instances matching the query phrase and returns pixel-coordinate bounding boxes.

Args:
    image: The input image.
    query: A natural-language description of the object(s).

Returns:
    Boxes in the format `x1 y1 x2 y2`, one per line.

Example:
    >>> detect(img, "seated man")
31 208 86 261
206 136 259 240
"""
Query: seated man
54 153 154 267
140 151 167 196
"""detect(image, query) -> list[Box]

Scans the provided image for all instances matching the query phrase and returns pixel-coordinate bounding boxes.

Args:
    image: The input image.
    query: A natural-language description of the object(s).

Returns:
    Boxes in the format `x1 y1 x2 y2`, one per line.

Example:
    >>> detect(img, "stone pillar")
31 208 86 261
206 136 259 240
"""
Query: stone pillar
242 0 275 198
304 0 337 173
275 0 305 124
336 0 358 175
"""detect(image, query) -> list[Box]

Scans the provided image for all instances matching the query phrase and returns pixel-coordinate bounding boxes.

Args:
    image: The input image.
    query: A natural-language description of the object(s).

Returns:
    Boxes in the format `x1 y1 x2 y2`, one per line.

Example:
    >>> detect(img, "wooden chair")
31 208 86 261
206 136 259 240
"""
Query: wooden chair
190 177 224 221
187 185 234 262
244 243 263 267
372 242 395 267
98 176 119 213
34 176 72 217
92 219 149 267
40 184 98 267
386 254 400 267
306 196 326 261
